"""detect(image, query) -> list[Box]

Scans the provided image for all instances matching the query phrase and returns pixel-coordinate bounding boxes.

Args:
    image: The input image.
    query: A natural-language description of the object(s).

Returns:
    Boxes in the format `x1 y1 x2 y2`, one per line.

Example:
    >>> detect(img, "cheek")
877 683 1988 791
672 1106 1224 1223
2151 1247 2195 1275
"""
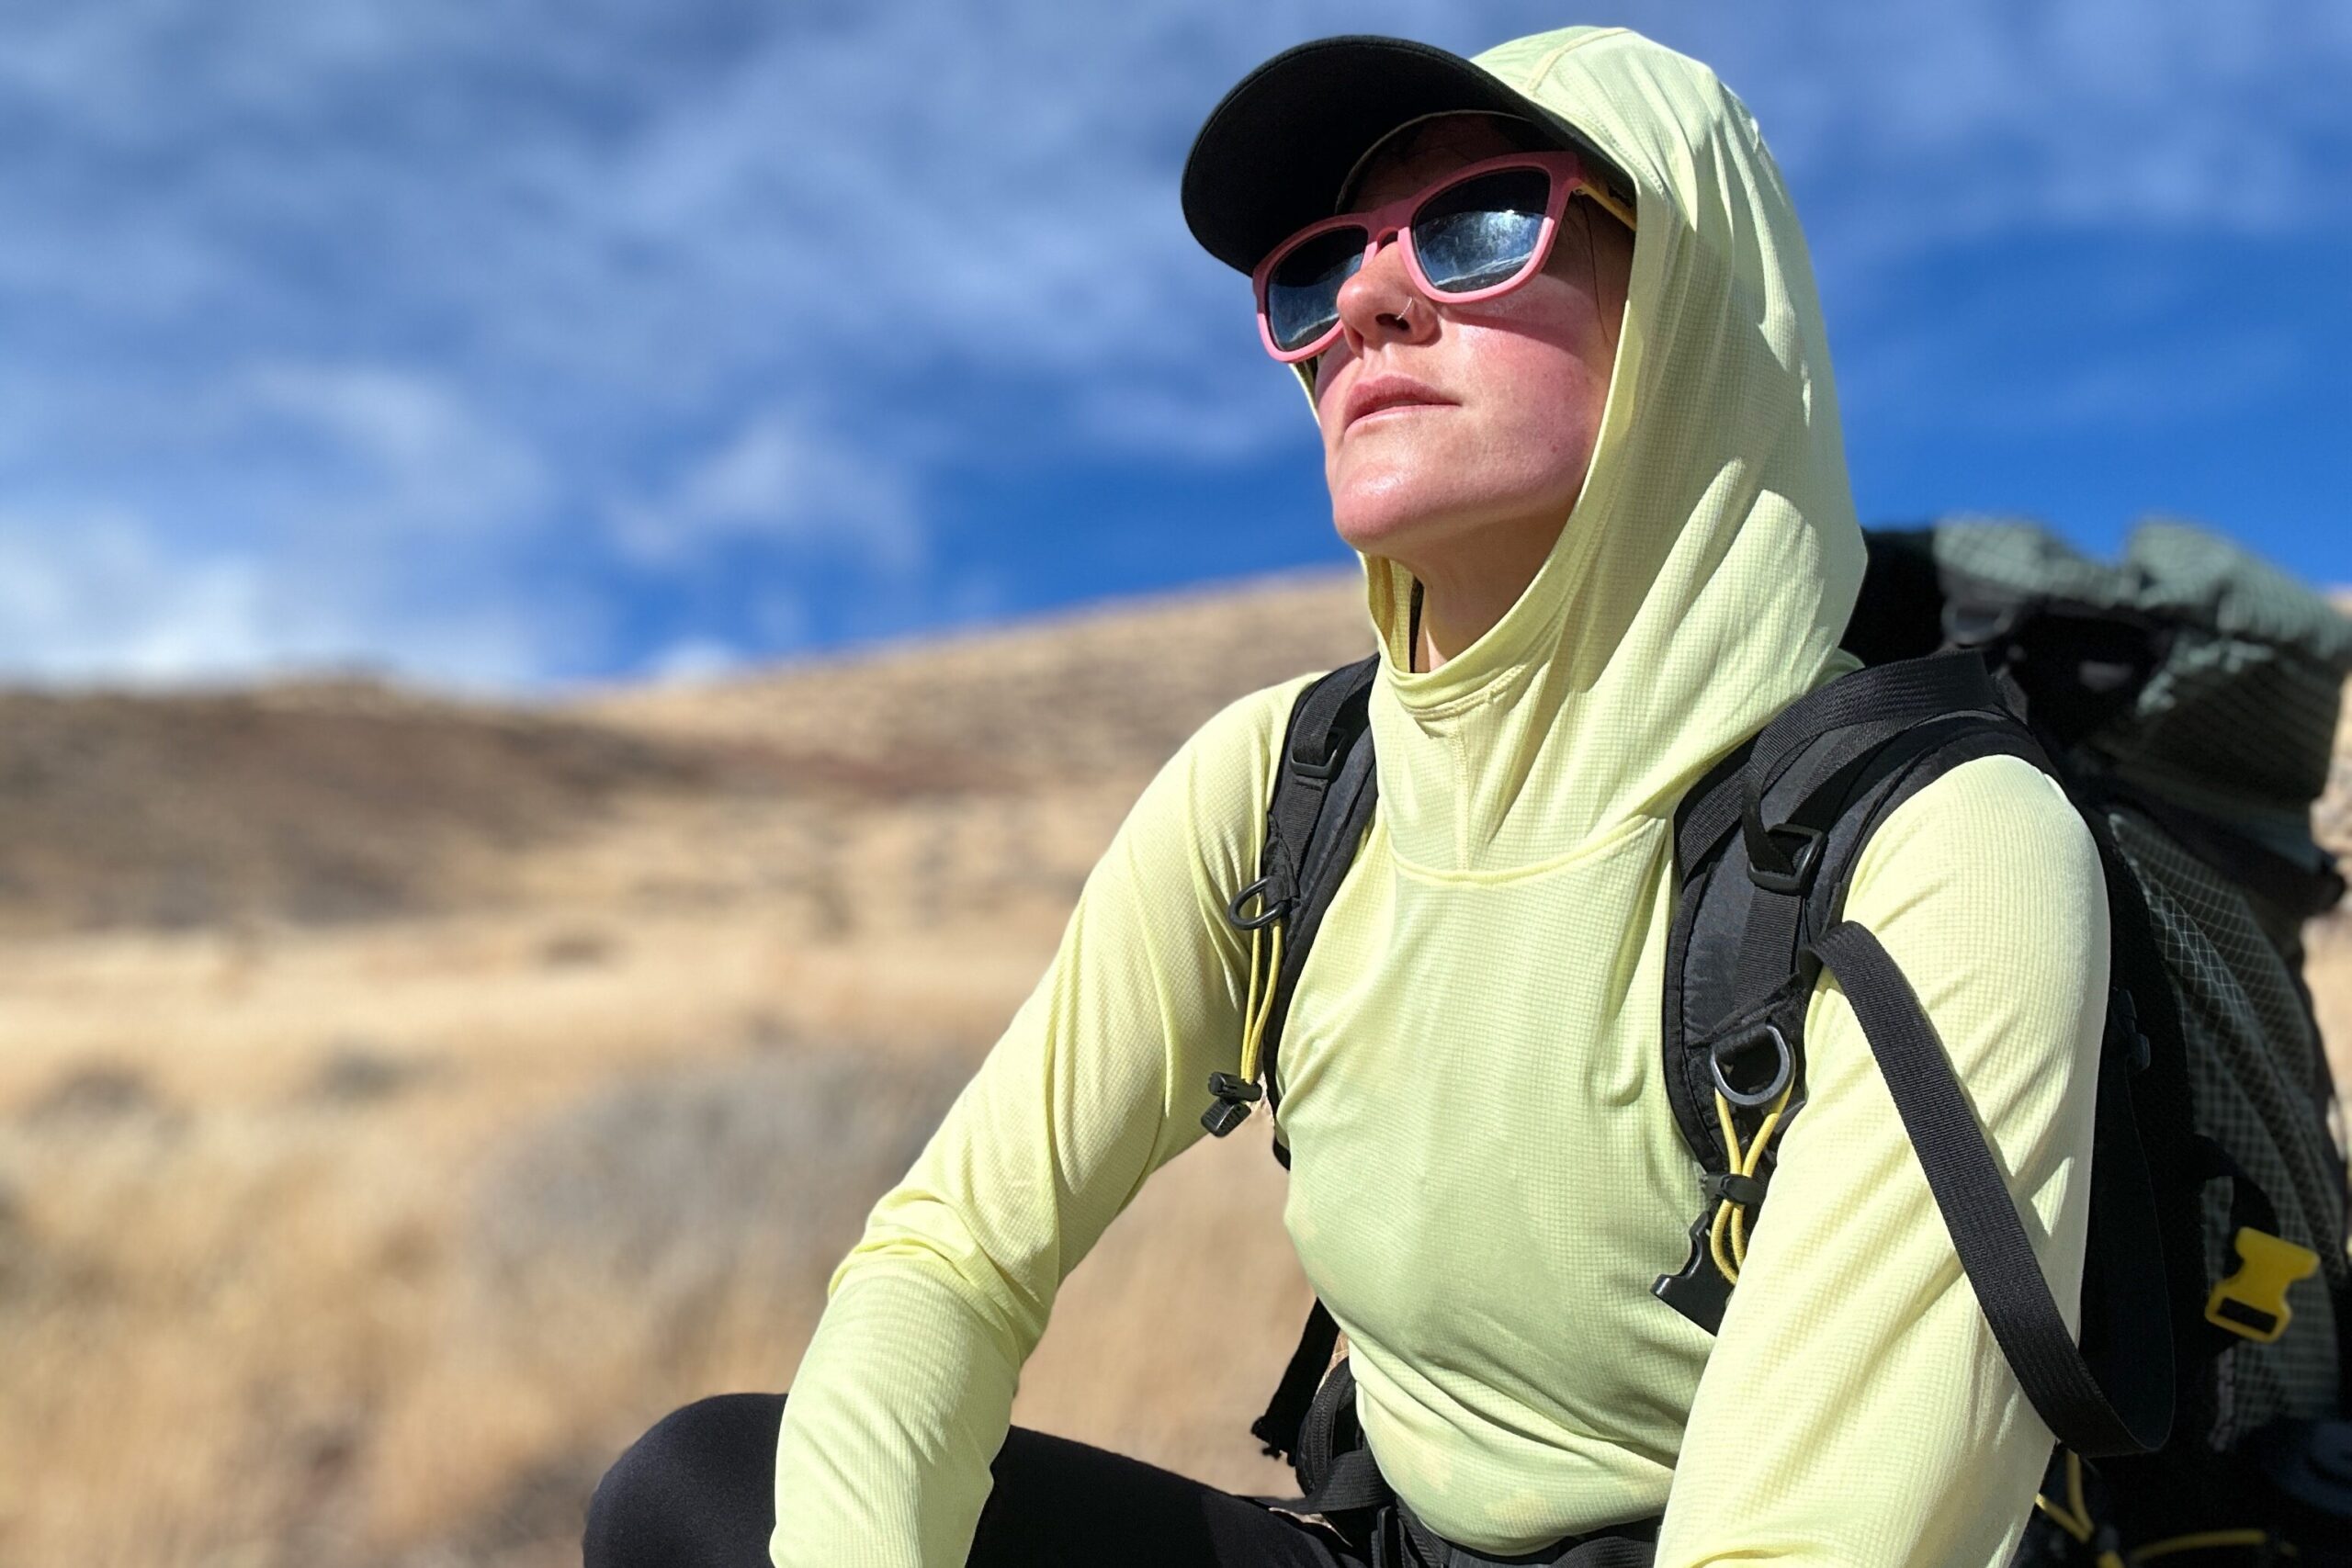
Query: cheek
1317 274 1614 502
1442 323 1610 475
1311 353 1351 446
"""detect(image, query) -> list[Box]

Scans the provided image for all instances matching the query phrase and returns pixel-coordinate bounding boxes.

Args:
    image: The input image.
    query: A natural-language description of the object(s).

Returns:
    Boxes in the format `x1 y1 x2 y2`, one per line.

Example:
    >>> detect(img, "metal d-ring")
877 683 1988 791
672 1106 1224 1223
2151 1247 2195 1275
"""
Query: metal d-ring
1709 1021 1794 1109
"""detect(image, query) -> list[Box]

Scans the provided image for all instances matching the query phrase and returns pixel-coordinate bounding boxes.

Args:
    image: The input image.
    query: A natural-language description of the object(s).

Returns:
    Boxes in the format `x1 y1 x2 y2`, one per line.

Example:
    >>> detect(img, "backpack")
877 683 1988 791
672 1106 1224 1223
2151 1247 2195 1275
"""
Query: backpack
1202 518 2352 1564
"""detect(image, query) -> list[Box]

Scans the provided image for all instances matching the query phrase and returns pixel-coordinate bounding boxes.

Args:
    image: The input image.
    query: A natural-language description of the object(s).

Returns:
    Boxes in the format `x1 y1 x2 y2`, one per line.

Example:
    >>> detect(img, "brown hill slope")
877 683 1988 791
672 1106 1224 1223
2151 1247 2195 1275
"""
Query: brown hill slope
0 682 731 933
0 569 1373 941
575 565 1375 783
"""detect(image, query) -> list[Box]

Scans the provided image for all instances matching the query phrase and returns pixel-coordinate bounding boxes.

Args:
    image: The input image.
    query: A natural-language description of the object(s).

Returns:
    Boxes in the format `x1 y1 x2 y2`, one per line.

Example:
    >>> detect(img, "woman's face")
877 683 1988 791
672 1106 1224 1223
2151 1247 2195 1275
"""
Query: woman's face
1310 116 1632 576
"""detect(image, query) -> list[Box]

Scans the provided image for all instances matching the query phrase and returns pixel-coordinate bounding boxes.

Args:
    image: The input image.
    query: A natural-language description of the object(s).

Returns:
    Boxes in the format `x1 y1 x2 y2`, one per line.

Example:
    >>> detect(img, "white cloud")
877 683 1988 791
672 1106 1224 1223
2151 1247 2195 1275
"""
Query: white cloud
611 404 926 575
0 505 585 693
0 510 287 685
236 363 549 535
642 636 749 684
1693 0 2352 261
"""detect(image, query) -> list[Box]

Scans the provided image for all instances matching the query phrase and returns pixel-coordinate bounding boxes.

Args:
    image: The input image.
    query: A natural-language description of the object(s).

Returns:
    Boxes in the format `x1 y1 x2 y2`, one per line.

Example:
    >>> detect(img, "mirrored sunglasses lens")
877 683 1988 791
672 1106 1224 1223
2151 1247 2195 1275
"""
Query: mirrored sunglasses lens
1412 169 1549 294
1266 227 1365 353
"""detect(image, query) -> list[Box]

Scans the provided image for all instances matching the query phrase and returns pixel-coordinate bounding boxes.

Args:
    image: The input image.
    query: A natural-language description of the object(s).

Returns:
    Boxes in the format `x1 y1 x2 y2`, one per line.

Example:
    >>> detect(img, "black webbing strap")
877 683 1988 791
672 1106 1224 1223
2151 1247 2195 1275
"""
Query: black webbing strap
1216 658 1380 1145
1746 653 2003 806
1252 1298 1343 1461
1264 1329 1664 1568
1297 1448 1393 1523
1293 1360 1394 1519
1674 677 1984 888
1391 1502 1661 1568
1734 714 2041 1005
1542 1540 1656 1568
1677 667 2020 1055
1808 919 2174 1458
1683 656 2012 892
1266 659 1380 905
1740 656 2007 888
1265 728 1378 1125
1674 741 1752 877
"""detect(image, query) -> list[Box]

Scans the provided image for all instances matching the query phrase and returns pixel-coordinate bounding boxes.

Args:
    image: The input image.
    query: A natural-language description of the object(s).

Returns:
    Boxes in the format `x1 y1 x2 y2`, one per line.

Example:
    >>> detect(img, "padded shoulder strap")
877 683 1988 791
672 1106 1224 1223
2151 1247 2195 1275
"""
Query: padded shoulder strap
1656 653 2059 1332
1204 656 1381 1151
1661 651 2178 1455
1662 653 2028 1180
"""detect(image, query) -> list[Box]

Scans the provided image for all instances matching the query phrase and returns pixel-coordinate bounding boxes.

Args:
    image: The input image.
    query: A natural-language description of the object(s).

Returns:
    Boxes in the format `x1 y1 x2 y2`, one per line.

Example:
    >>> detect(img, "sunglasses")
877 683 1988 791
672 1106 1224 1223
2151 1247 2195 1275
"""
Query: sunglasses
1252 150 1636 364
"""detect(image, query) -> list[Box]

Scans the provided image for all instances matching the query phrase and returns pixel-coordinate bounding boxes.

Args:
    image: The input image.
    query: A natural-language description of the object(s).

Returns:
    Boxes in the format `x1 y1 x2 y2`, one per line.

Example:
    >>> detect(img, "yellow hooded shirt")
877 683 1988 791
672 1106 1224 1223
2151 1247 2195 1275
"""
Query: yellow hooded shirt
772 26 2108 1568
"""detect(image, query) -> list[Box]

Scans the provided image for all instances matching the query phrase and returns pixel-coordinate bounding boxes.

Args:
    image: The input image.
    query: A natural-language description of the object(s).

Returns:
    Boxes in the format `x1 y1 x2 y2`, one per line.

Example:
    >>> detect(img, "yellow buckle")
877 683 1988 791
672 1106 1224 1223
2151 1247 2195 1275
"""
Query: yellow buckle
2203 1225 2319 1344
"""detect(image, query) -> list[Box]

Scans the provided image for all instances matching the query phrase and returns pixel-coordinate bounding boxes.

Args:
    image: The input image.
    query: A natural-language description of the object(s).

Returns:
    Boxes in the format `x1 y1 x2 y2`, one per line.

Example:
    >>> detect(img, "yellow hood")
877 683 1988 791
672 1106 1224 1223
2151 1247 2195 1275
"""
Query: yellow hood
1344 26 1864 870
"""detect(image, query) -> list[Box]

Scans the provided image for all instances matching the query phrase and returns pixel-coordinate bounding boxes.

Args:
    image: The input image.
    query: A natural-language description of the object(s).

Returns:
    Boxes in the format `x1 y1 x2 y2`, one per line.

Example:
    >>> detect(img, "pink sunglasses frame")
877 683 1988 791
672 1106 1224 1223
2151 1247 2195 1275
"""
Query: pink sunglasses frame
1251 149 1635 365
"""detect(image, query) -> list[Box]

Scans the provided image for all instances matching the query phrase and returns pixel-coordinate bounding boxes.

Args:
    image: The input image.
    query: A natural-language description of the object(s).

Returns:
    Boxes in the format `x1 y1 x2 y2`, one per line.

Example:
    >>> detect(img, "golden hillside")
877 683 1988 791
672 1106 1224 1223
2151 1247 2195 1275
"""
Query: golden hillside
0 567 2345 1568
0 568 1374 1568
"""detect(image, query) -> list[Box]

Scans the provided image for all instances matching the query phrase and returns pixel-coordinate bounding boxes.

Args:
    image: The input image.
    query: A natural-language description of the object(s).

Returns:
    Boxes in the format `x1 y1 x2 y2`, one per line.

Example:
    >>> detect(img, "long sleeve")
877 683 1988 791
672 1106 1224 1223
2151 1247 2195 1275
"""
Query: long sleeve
1652 752 2111 1565
767 673 1309 1568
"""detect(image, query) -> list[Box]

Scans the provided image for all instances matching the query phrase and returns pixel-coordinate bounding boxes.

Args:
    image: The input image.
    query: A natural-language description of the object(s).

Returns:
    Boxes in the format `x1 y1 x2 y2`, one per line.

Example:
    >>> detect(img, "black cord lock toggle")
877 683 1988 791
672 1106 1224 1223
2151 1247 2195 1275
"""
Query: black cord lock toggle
1705 1170 1769 1209
1201 1071 1264 1138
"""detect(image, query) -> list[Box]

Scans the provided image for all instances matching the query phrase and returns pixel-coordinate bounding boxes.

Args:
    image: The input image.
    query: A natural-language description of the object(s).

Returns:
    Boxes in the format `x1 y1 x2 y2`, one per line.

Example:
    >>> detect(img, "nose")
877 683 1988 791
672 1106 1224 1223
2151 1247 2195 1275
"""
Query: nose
1332 228 1435 356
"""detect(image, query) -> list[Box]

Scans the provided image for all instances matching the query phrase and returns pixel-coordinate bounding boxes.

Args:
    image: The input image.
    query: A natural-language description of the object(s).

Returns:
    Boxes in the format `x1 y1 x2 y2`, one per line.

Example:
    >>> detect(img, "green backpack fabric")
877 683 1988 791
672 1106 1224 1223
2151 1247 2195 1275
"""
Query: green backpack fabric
1863 519 2351 1411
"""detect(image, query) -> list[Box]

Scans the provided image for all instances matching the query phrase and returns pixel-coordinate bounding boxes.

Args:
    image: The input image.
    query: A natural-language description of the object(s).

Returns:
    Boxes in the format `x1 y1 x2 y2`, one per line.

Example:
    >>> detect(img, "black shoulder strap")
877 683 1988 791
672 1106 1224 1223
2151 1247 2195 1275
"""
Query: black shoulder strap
1212 659 1380 1467
1659 649 2177 1458
1204 655 1381 1149
1659 653 2019 1194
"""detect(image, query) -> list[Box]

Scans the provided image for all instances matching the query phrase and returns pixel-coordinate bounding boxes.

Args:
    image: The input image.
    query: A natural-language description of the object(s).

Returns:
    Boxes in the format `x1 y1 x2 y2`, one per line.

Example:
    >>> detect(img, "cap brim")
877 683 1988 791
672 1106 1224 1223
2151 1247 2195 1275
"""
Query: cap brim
1182 35 1622 276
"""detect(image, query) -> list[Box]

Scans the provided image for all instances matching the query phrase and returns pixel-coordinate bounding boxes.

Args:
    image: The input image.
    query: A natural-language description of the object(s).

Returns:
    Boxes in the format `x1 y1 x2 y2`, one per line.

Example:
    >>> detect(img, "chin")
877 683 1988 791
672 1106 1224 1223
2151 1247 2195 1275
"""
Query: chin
1329 478 1506 565
1329 501 1431 564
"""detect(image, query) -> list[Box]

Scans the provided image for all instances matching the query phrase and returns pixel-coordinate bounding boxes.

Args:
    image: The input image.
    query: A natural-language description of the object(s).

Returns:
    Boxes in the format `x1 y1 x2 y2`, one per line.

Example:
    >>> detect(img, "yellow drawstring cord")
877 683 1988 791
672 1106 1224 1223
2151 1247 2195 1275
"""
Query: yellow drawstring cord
1235 919 1285 1089
2034 1451 2097 1546
1707 1078 1795 1284
2130 1530 2288 1562
2022 1450 2290 1567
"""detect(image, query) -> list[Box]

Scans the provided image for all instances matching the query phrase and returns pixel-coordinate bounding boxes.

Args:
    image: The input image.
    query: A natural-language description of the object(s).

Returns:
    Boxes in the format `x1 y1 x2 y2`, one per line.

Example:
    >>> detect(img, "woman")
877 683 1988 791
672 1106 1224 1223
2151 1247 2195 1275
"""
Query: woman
586 24 2107 1567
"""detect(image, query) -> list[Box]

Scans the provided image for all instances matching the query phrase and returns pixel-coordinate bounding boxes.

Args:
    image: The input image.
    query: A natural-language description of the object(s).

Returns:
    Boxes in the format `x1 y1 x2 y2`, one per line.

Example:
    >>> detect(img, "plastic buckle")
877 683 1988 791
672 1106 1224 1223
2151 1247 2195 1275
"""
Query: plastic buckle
2204 1226 2321 1344
2106 987 2152 1073
1288 737 1347 782
1748 823 1826 896
1653 1209 1734 1335
1201 1071 1264 1138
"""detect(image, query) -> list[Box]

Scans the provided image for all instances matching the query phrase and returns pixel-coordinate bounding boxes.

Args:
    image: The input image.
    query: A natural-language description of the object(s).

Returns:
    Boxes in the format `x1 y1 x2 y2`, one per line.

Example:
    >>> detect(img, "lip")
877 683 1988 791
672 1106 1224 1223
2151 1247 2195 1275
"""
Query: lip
1342 373 1453 433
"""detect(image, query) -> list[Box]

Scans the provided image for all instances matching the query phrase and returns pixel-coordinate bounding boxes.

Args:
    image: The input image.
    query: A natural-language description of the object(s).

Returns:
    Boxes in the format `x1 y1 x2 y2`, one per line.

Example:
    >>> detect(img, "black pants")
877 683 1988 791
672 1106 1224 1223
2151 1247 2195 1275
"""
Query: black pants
583 1391 1368 1567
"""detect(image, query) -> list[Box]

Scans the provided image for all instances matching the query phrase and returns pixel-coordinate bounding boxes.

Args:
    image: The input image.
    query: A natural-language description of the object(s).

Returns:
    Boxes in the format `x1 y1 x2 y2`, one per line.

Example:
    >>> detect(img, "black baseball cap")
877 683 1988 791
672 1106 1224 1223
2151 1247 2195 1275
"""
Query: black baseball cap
1181 34 1635 276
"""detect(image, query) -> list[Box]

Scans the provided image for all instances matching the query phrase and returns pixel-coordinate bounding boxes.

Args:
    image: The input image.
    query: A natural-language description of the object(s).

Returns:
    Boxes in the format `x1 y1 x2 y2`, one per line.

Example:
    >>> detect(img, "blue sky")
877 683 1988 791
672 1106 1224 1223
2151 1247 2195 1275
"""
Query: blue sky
0 0 2346 693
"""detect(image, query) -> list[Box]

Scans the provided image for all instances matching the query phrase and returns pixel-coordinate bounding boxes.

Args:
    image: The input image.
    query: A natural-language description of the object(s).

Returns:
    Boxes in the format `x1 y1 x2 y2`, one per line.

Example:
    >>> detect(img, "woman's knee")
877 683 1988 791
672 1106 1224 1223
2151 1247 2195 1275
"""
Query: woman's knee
584 1392 787 1568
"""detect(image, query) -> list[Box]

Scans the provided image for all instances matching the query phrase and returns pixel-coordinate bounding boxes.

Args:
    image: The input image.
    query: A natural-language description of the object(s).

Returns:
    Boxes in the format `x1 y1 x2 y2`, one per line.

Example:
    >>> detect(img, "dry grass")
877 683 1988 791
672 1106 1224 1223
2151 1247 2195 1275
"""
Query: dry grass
0 571 1367 1568
0 566 2344 1567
